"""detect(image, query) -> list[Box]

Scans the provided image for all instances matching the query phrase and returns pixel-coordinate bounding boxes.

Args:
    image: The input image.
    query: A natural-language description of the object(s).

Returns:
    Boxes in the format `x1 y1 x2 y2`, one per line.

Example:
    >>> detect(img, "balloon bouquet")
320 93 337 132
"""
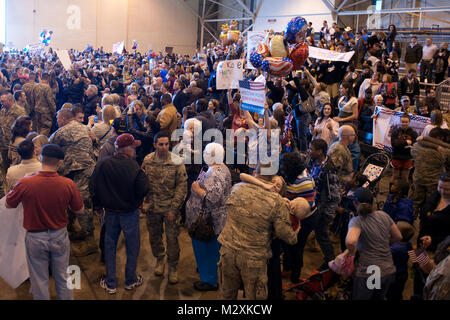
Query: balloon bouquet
220 20 241 46
40 30 54 46
249 16 309 77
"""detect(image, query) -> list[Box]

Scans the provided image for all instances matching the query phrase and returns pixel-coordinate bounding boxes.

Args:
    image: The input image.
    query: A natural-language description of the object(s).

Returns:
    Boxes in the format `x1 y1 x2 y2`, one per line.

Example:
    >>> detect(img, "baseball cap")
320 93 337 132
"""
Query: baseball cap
41 144 65 160
112 118 127 135
115 133 141 149
353 187 374 205
401 96 410 102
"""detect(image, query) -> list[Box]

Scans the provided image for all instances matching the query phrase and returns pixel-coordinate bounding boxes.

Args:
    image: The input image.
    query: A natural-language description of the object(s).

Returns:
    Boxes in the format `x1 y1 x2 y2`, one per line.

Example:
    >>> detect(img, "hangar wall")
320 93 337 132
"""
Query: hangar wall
5 0 199 56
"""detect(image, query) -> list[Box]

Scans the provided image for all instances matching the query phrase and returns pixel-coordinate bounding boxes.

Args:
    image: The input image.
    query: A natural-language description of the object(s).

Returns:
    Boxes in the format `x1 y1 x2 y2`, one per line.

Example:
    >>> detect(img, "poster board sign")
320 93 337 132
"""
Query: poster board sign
0 198 29 289
56 49 73 71
246 31 267 70
217 59 244 90
239 80 266 115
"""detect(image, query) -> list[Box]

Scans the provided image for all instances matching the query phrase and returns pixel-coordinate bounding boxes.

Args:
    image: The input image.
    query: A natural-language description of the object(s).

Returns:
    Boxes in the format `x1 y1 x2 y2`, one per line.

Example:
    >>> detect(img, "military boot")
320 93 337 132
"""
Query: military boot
72 235 98 257
154 257 165 276
168 266 178 284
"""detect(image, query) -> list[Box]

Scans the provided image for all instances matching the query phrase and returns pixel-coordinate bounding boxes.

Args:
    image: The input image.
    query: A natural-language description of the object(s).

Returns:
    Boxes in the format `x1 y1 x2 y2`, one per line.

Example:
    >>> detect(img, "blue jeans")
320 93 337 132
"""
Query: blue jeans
25 228 73 300
105 210 140 288
353 273 395 300
191 235 221 286
295 112 312 152
288 212 319 282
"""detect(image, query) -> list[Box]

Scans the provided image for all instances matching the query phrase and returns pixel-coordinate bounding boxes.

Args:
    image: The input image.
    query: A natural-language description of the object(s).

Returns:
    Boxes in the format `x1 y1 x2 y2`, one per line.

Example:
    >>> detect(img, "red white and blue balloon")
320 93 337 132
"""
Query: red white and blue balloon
284 16 307 44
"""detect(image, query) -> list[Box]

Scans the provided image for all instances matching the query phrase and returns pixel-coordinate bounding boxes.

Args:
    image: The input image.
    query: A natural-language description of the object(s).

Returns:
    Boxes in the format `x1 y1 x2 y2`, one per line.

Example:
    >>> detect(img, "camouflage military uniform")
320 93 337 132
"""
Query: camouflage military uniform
327 141 353 187
32 82 56 136
141 152 187 268
49 120 96 236
217 181 298 300
0 104 27 173
21 81 36 116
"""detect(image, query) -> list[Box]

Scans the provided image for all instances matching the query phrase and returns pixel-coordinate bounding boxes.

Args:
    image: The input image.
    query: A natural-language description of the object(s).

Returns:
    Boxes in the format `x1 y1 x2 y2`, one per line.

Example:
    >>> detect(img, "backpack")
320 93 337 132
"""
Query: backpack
299 93 316 113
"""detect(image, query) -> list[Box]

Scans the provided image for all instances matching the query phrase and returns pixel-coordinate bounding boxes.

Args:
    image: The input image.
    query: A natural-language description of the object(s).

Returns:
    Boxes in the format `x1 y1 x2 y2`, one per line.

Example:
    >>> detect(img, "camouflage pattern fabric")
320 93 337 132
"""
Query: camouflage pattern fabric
0 104 27 144
327 141 353 186
141 152 187 215
32 83 56 135
218 181 298 260
146 213 181 268
49 120 96 176
219 247 268 300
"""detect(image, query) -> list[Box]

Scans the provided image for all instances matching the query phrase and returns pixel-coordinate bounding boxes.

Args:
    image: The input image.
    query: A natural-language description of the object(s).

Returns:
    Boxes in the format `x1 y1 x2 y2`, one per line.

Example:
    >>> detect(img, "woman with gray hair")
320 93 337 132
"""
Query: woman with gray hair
185 142 232 291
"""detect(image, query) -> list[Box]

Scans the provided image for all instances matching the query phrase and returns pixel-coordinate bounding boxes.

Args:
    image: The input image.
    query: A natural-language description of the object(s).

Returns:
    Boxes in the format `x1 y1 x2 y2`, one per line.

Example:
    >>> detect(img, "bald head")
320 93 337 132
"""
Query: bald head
339 125 356 146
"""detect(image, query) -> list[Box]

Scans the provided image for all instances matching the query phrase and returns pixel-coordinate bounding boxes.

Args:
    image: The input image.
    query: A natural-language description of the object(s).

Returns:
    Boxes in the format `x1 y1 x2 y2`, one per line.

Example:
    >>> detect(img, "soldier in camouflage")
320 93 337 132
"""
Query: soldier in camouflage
0 92 27 168
327 125 355 187
49 108 97 257
21 72 37 116
218 174 298 300
0 92 28 193
141 131 187 284
32 72 56 136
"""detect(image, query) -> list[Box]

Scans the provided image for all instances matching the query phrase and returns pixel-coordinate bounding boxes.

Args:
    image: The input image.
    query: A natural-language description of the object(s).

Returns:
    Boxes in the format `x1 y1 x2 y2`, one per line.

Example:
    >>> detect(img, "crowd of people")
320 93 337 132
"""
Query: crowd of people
1 19 449 301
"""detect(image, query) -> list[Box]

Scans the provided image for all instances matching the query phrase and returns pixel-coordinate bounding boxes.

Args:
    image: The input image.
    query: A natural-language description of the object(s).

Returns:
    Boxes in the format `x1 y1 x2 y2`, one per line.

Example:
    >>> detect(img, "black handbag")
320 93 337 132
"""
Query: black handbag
188 197 215 242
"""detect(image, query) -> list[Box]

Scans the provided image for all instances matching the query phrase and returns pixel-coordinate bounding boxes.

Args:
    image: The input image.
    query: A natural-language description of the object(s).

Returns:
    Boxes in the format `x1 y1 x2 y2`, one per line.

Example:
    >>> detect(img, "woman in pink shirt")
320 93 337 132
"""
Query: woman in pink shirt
311 103 339 146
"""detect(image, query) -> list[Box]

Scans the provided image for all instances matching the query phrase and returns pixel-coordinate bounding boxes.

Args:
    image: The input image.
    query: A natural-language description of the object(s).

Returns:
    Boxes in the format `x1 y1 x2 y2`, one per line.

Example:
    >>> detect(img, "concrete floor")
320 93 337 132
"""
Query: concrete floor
0 167 416 300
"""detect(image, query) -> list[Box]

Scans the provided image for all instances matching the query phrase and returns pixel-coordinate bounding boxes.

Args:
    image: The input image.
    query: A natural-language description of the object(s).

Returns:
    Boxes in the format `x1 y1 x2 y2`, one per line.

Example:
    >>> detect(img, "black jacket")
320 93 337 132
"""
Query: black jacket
84 94 101 119
419 191 450 252
391 127 418 161
173 90 188 114
90 154 150 212
405 44 423 63
267 81 285 104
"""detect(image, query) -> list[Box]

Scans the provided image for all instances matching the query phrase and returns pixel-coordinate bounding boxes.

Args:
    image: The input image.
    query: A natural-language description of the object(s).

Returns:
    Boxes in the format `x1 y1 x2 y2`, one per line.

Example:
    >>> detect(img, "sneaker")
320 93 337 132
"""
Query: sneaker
100 276 117 294
154 258 165 276
125 275 144 290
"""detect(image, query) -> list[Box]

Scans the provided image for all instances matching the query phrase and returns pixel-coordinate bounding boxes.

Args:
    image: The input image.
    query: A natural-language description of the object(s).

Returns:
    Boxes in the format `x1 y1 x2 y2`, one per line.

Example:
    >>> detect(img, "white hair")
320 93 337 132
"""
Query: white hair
203 142 225 165
183 118 201 133
373 94 383 104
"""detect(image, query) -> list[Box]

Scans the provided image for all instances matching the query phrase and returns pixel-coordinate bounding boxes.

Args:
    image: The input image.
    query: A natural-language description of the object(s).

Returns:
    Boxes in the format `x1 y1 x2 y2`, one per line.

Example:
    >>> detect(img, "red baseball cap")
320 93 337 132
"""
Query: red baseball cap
115 133 141 149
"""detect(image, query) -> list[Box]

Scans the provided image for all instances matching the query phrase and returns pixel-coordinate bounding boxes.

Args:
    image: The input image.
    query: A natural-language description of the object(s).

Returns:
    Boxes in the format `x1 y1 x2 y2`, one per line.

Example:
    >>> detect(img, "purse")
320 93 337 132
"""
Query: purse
188 195 215 242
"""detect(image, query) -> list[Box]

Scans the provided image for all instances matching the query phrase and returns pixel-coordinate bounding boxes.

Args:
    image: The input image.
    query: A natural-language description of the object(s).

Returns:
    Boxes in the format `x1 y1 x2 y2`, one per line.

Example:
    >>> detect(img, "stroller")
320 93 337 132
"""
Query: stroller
359 150 391 207
282 268 353 300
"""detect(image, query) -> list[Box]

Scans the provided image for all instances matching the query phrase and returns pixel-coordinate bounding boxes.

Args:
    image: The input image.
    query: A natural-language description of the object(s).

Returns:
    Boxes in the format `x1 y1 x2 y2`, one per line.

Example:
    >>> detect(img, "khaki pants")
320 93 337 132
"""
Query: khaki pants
405 63 418 73
326 83 340 99
219 247 268 300
412 183 437 218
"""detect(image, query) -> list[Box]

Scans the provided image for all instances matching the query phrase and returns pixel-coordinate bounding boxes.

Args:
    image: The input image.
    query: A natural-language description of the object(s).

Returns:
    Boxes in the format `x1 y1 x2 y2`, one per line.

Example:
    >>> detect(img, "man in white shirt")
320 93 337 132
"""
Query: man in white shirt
5 140 42 193
421 38 439 83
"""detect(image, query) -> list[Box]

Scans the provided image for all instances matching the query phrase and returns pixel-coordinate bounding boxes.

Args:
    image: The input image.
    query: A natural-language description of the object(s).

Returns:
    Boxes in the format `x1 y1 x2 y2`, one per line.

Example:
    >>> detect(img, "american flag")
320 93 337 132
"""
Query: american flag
239 80 266 115
408 248 431 267
239 80 265 91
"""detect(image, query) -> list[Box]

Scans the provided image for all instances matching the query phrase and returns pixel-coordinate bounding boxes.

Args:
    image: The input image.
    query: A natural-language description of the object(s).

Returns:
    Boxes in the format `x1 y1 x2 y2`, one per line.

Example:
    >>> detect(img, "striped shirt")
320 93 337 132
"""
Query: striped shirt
286 170 316 209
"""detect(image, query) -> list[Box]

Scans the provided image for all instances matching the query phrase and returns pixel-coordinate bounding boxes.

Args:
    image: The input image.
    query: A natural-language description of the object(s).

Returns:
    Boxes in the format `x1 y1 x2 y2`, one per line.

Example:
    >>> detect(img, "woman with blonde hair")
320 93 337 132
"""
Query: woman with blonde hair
91 105 118 146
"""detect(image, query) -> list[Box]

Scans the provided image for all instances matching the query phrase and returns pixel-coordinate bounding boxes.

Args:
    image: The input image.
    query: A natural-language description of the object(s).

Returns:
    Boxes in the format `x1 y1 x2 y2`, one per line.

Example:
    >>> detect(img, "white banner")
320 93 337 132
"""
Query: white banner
56 49 73 71
217 59 245 90
0 197 29 289
247 31 267 70
373 107 430 151
308 46 355 63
